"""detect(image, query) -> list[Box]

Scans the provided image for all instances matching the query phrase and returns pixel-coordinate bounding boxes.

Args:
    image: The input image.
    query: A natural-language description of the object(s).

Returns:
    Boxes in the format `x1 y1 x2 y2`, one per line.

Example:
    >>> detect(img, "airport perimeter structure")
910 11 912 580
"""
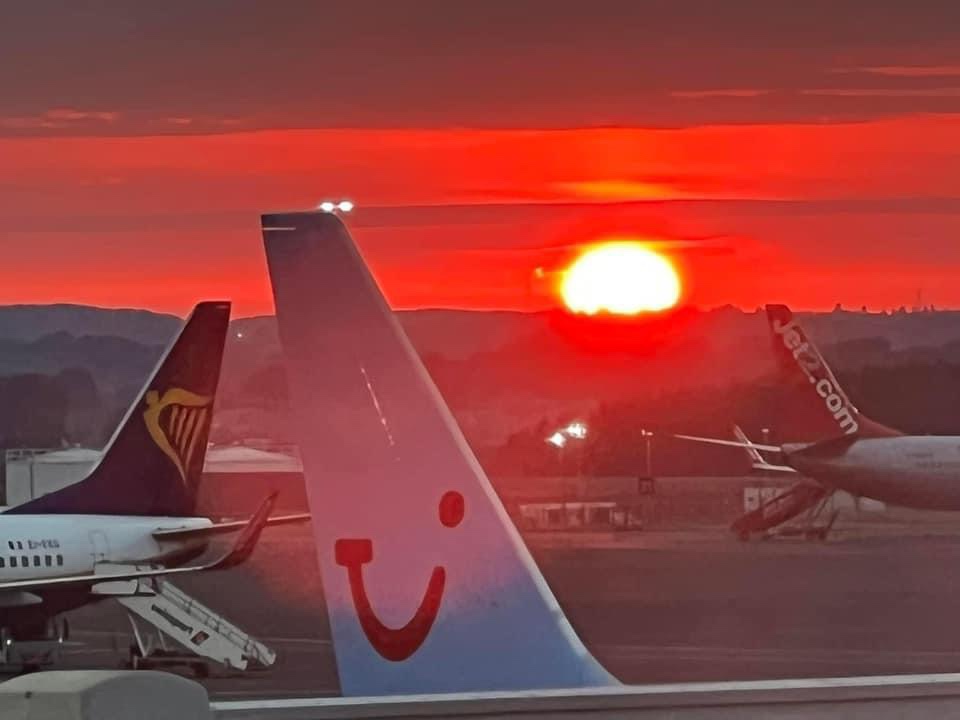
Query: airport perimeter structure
6 669 960 719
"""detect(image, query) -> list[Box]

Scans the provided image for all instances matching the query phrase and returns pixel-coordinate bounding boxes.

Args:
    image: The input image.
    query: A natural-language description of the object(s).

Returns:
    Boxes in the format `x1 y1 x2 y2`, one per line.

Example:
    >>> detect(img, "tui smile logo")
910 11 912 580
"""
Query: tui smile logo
335 490 465 661
143 387 212 487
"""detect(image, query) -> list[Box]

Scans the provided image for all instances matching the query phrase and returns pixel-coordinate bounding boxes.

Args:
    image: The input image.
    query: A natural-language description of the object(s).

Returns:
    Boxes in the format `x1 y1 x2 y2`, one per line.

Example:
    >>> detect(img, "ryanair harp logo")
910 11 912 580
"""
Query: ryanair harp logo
143 388 212 486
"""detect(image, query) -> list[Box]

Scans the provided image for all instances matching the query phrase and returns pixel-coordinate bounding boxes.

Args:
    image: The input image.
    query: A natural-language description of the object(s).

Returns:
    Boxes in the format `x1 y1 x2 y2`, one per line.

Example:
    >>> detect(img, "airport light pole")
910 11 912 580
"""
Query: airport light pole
640 429 654 477
566 422 588 484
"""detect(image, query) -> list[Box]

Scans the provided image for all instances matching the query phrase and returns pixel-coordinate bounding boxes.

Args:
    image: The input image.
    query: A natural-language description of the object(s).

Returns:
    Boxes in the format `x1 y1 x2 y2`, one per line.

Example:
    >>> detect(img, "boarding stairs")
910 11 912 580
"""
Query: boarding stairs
116 577 276 671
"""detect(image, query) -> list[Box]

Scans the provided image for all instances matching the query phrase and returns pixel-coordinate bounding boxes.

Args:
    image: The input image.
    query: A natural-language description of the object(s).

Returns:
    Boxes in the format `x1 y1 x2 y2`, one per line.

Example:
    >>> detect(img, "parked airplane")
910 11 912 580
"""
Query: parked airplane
677 304 960 512
223 208 960 717
0 301 286 659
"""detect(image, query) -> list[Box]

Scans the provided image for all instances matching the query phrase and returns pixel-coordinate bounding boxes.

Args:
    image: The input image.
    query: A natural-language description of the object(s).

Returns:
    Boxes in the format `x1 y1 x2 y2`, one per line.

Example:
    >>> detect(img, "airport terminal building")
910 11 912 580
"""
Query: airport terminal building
1 445 834 529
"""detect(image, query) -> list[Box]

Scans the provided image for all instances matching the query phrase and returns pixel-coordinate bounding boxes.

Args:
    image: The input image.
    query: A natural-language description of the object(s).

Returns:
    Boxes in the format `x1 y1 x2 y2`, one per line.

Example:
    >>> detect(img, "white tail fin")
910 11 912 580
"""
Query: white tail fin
261 211 615 696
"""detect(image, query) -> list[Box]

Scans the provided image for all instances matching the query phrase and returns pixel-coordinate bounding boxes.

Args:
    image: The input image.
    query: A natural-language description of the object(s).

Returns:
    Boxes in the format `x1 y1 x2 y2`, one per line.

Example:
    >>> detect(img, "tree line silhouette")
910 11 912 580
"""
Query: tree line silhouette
481 358 960 478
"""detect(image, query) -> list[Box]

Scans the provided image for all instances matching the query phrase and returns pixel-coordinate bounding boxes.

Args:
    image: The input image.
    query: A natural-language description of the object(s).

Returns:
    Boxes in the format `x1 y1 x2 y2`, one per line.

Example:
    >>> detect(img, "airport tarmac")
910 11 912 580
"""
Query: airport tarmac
33 520 960 699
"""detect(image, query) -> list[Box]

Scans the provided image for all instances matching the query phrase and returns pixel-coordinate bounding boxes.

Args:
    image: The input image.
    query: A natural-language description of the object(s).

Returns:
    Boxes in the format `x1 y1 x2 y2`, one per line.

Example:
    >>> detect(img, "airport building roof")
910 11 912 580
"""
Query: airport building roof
5 444 303 474
12 447 103 464
202 445 302 474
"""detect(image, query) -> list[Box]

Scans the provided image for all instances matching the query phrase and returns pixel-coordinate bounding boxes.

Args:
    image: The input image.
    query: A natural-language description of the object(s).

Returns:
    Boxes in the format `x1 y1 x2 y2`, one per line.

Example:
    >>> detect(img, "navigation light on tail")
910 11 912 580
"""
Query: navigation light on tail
261 211 615 696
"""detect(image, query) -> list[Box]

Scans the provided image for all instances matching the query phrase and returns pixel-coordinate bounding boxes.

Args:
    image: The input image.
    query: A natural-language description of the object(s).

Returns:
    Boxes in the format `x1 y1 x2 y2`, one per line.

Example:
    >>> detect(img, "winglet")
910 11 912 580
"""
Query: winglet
733 425 767 465
0 493 278 594
209 491 278 571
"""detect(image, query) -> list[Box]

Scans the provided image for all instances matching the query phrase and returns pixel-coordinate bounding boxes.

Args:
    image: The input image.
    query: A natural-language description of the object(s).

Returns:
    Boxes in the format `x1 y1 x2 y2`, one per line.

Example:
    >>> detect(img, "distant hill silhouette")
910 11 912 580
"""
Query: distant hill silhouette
0 368 107 449
0 332 160 386
5 304 960 473
0 304 180 344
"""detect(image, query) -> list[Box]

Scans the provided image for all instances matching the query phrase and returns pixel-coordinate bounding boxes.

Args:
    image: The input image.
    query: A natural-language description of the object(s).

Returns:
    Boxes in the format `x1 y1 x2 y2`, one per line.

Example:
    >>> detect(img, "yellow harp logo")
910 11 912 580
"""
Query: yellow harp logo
143 388 213 487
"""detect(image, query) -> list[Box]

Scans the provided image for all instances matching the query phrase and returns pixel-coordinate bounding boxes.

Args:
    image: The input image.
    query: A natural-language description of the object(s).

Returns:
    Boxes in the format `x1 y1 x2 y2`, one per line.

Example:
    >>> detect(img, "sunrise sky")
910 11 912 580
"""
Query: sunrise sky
3 1 960 316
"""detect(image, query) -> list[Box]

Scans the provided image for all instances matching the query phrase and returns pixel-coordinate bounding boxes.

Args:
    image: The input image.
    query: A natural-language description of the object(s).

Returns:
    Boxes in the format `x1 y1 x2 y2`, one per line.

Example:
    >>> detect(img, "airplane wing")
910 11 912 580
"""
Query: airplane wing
0 493 277 593
673 433 782 453
752 462 798 474
151 511 310 541
733 425 797 474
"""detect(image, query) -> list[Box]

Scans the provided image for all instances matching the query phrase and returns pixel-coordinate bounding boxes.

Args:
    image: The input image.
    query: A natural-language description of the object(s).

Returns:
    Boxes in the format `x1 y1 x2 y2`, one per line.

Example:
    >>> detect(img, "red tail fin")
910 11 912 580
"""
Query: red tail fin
765 305 899 441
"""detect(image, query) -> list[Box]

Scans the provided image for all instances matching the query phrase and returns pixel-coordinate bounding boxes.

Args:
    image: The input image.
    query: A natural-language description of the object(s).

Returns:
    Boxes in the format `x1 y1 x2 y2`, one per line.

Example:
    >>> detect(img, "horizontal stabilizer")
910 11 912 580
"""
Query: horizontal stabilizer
731 426 795 473
733 425 766 464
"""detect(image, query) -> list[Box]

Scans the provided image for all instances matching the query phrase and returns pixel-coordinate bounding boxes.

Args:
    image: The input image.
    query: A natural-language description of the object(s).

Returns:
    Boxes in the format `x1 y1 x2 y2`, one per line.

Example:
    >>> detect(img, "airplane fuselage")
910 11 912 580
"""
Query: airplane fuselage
785 436 960 510
0 515 212 635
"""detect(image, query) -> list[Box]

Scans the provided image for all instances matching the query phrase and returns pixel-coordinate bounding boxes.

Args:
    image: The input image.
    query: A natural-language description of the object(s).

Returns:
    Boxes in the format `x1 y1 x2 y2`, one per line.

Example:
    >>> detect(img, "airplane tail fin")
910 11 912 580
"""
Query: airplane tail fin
765 305 898 441
262 211 615 696
10 301 230 516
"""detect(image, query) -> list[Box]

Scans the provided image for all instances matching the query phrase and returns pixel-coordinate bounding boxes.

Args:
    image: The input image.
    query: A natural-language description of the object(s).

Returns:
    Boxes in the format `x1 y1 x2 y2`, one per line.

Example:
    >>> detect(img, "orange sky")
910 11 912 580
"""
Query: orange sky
2 117 960 316
3 3 960 316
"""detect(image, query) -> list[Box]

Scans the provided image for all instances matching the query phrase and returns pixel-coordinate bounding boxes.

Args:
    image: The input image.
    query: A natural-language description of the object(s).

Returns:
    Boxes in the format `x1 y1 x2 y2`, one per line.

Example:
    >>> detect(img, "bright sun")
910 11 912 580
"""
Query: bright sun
561 242 681 315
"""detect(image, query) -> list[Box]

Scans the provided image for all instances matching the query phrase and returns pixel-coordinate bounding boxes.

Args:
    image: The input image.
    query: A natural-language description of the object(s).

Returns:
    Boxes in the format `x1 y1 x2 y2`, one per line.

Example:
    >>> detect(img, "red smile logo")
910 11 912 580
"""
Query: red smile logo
334 490 465 661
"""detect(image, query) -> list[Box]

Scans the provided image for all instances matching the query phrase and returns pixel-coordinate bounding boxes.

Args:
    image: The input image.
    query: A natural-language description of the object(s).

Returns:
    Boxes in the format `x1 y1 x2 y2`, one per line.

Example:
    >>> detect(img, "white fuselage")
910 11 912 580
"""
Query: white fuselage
786 436 960 510
0 515 211 605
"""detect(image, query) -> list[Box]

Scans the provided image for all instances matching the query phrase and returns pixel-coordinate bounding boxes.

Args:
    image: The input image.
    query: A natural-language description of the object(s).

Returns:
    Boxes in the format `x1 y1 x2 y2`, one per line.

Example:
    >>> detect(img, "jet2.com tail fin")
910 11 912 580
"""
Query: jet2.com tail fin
10 301 231 517
765 304 898 442
262 211 615 696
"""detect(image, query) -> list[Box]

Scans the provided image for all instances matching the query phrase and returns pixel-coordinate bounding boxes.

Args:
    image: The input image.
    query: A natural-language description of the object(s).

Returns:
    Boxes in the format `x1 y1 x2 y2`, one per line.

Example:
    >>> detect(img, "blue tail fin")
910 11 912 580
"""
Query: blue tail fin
9 301 230 516
262 211 615 696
